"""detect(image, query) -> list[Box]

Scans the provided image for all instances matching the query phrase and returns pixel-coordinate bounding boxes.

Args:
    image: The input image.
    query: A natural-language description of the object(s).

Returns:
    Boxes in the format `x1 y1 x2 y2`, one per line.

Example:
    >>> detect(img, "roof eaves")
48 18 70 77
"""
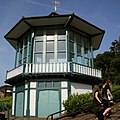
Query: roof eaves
96 32 105 50
4 13 74 39
64 13 74 28
4 17 24 39
22 13 74 21
73 14 105 33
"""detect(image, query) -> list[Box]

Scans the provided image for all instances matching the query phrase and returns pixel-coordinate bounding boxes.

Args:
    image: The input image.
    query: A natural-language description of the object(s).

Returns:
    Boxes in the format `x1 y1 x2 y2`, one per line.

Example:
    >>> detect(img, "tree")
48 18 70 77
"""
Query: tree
94 38 120 84
110 39 120 57
94 52 114 82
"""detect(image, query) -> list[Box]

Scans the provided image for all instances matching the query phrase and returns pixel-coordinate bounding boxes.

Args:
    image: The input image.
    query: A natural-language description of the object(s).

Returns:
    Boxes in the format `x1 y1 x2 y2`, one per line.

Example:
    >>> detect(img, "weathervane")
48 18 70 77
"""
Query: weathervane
54 1 60 12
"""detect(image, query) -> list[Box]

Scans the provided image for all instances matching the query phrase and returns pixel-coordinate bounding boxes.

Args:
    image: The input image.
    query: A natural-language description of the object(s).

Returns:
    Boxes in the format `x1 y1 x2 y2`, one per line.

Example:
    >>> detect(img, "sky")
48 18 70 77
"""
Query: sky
0 0 120 86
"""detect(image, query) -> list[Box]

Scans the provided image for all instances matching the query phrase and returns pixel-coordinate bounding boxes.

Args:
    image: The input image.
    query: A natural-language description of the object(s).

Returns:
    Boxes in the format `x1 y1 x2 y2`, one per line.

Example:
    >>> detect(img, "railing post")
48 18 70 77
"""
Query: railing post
51 115 53 120
71 62 73 73
2 104 5 112
24 64 27 73
7 108 10 120
67 62 70 72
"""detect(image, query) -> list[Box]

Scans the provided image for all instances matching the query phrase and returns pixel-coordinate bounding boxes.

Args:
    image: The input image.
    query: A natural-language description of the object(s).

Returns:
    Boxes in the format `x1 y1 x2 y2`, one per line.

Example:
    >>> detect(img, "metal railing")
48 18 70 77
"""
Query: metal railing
0 104 10 120
46 109 67 120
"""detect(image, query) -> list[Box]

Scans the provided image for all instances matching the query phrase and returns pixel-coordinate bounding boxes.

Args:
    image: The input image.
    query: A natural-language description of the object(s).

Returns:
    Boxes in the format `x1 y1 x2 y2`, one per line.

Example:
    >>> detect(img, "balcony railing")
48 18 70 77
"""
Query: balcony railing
6 62 102 80
6 65 24 79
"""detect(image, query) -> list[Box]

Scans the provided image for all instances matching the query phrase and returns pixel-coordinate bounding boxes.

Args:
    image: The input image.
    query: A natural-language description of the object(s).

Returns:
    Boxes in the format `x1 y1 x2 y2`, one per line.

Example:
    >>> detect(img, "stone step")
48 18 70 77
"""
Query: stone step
10 117 46 120
106 113 120 120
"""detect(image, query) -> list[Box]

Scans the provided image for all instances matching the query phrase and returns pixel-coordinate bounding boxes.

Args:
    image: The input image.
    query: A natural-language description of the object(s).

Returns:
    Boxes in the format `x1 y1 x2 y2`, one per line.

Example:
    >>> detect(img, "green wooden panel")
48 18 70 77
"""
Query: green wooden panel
16 92 24 117
38 90 60 118
38 91 48 117
48 90 59 116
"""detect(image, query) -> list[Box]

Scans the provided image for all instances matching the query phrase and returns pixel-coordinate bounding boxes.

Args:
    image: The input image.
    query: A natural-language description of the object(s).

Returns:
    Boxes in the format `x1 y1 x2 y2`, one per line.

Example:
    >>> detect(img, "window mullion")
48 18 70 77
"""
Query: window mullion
26 35 29 64
54 31 57 62
22 39 25 64
43 30 46 63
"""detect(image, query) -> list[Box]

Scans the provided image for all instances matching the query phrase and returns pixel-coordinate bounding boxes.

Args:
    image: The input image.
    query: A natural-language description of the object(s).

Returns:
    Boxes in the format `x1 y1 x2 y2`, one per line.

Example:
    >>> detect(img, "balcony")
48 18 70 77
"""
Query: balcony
6 62 102 81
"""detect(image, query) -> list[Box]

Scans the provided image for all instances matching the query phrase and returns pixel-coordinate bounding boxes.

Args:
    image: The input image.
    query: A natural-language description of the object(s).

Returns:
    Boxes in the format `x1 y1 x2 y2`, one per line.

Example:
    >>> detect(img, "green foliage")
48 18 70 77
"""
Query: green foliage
0 97 12 111
110 39 120 57
111 58 120 71
94 39 120 85
63 93 93 115
111 85 120 102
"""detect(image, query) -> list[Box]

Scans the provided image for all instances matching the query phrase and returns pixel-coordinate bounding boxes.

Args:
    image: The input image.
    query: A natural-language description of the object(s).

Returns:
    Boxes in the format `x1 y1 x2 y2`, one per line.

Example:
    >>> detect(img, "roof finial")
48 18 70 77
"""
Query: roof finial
54 1 60 12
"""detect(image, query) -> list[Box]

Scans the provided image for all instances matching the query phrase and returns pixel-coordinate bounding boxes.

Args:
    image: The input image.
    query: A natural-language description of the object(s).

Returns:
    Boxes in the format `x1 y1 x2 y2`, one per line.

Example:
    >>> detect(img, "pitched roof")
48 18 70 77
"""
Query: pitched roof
4 13 105 50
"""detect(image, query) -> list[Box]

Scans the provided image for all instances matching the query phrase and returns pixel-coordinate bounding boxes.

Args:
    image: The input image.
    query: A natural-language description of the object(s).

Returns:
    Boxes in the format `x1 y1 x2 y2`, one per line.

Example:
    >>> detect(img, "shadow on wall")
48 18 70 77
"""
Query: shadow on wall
71 82 92 94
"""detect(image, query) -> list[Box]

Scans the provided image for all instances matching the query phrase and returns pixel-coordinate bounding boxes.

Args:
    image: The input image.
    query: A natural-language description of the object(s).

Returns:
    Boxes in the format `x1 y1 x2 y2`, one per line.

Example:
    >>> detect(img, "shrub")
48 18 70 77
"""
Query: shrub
63 93 93 115
111 85 120 102
0 97 12 111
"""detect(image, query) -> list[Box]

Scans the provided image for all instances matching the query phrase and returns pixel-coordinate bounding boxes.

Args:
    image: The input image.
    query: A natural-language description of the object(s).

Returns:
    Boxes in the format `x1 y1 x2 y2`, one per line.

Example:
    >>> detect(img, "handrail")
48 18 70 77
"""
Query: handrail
46 109 66 120
0 104 10 120
46 87 120 120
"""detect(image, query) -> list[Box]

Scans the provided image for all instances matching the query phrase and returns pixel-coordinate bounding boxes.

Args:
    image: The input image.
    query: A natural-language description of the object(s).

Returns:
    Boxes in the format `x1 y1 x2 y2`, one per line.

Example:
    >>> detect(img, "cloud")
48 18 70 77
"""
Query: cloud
25 0 53 8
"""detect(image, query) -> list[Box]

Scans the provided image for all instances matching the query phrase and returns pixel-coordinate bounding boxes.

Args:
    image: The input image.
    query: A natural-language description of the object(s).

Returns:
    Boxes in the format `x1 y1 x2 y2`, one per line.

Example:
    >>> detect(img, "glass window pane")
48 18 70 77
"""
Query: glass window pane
19 40 23 49
57 53 66 62
47 36 54 40
46 41 54 51
58 35 66 40
58 41 66 51
46 82 52 88
84 58 89 66
35 36 43 41
29 46 31 54
38 82 44 88
19 50 22 60
77 45 81 55
23 57 27 64
83 36 89 48
76 34 81 45
24 36 28 46
70 53 74 62
19 60 22 66
46 52 54 62
69 31 74 41
77 56 82 64
16 34 30 67
35 41 43 52
53 82 60 88
70 41 74 52
28 56 31 63
34 53 42 63
24 47 27 57
84 48 88 57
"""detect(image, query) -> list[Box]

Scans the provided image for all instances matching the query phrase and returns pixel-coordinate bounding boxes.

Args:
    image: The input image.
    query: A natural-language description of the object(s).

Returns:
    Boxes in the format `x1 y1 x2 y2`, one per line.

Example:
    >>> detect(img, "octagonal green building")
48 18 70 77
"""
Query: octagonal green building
5 12 104 119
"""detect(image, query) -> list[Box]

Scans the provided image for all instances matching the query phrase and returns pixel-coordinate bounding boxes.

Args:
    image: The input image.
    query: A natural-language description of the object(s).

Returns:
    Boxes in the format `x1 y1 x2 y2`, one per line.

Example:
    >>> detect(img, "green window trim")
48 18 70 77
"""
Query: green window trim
16 32 32 67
